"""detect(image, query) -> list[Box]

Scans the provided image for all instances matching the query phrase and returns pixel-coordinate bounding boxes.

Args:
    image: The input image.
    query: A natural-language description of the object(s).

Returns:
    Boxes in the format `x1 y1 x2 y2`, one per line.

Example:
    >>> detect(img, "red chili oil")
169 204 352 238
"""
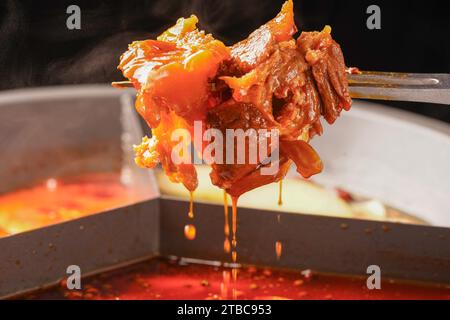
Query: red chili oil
23 257 450 300
0 173 144 237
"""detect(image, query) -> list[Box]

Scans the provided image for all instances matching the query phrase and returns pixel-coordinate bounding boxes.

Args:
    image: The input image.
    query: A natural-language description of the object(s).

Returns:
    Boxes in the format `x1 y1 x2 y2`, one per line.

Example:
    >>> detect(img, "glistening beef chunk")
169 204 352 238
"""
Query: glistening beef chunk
221 40 323 140
117 0 351 197
229 0 296 73
298 27 352 124
208 2 334 195
206 100 285 196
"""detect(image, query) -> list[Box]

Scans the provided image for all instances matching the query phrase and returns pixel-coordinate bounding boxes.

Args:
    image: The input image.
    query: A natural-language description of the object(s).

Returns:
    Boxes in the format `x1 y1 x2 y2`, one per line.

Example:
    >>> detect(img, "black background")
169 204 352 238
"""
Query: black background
0 300 445 317
1 0 449 122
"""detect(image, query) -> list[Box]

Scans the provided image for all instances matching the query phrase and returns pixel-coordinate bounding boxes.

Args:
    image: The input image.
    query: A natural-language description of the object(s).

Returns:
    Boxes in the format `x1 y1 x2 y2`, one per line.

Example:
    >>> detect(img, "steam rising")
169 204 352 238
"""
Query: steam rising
0 0 279 89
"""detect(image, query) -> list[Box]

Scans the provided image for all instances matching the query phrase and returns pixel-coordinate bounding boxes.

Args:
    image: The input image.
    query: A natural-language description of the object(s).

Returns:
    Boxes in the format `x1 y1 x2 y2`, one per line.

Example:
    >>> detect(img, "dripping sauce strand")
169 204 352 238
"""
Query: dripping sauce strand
231 196 238 252
278 179 283 206
223 190 230 253
222 191 231 298
221 191 240 299
276 181 282 260
221 270 231 298
275 241 282 260
188 191 194 219
230 195 239 299
187 185 282 297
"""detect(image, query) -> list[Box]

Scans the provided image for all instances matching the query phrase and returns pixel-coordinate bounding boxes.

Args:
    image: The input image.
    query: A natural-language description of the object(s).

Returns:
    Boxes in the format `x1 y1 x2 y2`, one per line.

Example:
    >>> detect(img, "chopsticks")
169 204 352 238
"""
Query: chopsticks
112 71 450 105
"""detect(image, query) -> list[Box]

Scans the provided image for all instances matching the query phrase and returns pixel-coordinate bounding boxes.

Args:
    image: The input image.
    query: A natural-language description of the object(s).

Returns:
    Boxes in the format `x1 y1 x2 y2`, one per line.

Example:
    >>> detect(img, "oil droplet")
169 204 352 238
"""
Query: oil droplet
184 224 196 240
224 238 231 253
275 241 282 260
278 179 283 206
188 191 194 219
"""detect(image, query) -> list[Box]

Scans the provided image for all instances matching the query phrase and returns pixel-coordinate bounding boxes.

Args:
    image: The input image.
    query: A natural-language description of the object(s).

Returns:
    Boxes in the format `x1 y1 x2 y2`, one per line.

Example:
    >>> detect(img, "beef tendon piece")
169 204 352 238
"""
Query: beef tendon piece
117 0 351 196
229 0 297 73
206 101 282 195
221 40 322 140
298 26 352 124
280 140 323 179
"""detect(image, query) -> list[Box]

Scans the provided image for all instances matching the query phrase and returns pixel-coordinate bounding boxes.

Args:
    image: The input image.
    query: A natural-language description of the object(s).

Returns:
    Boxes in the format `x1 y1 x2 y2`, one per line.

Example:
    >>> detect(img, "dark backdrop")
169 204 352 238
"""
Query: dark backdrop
1 0 449 122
